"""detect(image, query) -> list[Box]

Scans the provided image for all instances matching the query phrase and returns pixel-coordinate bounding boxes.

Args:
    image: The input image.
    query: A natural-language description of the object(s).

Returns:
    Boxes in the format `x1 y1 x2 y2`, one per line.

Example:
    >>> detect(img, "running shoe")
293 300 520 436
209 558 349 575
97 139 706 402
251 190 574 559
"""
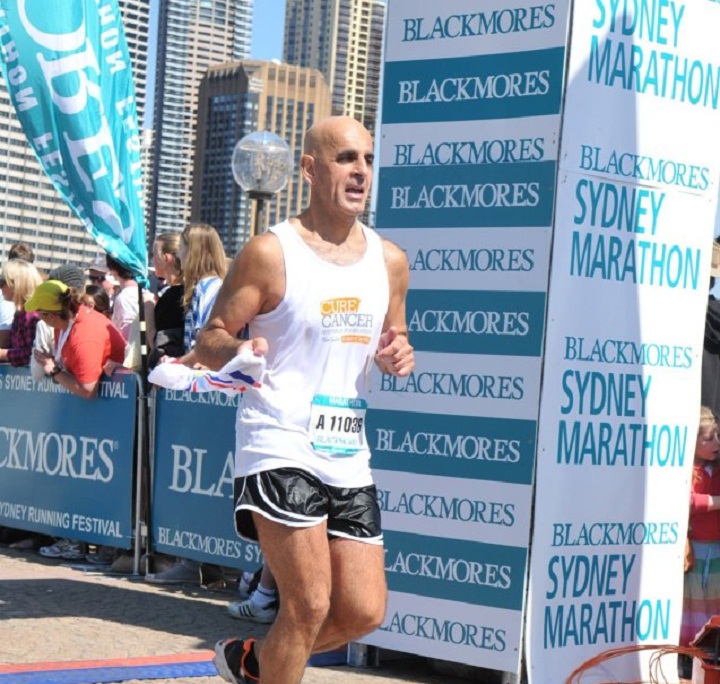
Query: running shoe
145 561 200 585
39 539 86 560
227 597 278 623
85 546 117 565
214 637 259 684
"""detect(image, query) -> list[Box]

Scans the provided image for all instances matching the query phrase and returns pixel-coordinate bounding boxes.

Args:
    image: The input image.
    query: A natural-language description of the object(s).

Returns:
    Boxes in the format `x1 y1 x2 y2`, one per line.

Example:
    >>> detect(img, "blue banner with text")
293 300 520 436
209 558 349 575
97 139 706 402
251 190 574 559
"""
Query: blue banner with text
382 49 565 124
0 367 136 547
152 389 262 570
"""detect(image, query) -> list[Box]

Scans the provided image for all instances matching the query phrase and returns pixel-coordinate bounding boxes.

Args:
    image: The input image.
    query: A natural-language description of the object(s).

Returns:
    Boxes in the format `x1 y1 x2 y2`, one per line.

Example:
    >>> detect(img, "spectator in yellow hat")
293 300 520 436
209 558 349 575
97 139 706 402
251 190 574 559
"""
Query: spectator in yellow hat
27 280 126 399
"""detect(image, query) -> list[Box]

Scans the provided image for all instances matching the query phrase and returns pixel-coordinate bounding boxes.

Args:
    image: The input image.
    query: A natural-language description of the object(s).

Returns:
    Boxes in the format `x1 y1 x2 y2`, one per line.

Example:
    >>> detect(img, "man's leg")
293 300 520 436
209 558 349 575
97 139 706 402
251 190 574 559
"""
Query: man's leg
311 537 387 653
253 514 333 684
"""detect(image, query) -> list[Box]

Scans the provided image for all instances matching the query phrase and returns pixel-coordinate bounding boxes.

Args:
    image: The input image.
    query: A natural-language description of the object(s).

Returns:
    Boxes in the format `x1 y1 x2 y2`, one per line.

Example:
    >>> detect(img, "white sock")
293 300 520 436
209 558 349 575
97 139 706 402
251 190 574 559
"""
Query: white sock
251 584 277 609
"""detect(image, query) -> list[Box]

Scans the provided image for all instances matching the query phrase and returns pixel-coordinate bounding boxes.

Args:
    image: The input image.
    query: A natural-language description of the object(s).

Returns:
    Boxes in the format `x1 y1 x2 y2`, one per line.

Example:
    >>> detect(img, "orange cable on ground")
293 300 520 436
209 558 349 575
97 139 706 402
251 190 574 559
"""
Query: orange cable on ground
565 643 710 684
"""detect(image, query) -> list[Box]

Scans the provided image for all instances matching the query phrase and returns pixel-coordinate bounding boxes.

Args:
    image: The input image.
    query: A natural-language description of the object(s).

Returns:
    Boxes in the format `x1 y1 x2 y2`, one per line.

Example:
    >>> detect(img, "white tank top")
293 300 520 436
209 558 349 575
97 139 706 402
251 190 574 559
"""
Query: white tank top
235 220 389 487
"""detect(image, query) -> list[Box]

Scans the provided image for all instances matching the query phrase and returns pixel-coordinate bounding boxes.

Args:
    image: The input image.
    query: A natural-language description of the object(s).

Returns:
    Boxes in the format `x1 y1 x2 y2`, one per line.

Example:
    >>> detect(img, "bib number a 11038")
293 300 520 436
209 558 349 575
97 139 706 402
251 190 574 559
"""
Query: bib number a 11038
309 394 367 456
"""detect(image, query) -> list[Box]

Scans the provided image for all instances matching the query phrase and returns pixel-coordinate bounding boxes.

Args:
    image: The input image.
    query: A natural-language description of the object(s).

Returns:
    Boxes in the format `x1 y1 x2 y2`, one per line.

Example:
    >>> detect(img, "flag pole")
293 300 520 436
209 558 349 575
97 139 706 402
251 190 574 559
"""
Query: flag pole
133 283 151 575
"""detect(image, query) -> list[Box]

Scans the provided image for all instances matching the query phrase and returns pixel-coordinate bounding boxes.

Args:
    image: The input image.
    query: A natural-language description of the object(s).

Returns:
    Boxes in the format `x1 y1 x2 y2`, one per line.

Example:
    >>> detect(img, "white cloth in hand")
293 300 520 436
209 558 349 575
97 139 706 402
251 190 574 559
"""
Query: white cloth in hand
148 348 265 394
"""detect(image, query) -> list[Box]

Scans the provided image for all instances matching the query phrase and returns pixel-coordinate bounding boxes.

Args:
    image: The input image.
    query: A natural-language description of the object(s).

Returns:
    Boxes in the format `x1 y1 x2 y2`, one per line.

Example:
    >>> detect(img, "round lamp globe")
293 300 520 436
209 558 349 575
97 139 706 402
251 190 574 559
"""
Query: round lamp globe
231 131 294 198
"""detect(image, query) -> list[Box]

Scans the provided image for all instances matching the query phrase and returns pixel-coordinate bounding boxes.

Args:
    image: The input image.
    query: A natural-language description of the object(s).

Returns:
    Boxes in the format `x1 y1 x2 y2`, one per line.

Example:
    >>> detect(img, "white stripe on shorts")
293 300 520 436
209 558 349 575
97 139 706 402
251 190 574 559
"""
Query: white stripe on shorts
328 529 384 545
256 475 327 523
238 504 327 529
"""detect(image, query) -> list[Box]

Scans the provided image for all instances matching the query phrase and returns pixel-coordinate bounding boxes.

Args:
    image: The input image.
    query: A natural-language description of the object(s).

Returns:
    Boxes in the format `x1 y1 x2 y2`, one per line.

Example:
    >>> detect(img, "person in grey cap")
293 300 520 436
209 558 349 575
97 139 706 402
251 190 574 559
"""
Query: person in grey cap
29 264 87 382
47 264 86 290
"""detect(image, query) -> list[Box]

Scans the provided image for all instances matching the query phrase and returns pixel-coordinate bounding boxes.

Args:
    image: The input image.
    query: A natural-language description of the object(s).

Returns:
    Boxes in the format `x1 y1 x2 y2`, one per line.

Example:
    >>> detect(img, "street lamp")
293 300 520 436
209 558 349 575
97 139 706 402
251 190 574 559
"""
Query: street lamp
231 131 294 238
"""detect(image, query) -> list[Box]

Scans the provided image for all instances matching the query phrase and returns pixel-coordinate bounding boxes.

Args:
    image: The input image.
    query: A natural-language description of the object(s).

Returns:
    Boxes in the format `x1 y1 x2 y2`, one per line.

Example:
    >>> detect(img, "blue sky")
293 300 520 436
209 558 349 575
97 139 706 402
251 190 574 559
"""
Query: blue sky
251 0 286 60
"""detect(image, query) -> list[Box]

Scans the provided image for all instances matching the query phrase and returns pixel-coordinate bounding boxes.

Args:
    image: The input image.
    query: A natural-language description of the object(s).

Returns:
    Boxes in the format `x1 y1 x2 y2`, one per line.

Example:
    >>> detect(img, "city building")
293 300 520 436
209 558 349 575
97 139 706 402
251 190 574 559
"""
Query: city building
283 0 386 135
191 60 331 257
0 0 151 271
148 0 253 241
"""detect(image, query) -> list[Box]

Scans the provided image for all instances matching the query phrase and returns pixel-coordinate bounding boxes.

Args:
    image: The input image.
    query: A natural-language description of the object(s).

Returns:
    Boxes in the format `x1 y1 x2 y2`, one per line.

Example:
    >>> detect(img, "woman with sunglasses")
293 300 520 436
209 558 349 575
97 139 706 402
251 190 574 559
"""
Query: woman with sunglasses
27 280 126 399
0 259 42 366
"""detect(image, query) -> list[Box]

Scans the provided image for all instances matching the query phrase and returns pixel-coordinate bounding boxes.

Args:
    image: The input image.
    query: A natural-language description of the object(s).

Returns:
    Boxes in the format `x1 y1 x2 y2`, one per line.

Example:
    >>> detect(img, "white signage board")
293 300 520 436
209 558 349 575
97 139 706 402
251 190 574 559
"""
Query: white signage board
368 0 570 673
526 1 720 681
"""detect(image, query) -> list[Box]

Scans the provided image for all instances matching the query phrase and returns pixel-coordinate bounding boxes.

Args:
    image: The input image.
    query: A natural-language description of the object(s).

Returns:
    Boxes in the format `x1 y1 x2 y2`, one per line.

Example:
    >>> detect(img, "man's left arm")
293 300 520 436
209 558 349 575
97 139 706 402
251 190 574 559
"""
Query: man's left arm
375 240 414 377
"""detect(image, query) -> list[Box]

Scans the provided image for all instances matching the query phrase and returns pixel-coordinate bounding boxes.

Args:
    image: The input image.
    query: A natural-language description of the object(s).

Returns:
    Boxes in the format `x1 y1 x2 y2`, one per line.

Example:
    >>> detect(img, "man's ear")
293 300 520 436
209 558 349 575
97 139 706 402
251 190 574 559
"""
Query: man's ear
300 154 315 185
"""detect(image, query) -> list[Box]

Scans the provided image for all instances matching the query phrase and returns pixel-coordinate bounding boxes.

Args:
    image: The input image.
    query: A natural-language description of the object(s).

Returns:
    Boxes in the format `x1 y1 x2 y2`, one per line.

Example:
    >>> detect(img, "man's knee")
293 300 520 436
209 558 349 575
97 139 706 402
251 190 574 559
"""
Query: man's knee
333 593 386 640
357 596 386 634
284 590 332 628
352 606 384 639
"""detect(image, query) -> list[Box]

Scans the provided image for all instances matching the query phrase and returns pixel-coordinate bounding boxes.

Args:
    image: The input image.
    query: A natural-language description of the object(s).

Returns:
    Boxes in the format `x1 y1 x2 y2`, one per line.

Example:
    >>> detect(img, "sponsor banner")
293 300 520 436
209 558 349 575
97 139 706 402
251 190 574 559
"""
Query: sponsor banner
373 0 571 674
376 160 556 229
561 2 720 180
385 0 569 62
152 389 262 569
407 289 546 357
375 470 531 548
551 356 695 475
0 367 136 547
540 543 680 652
379 117 560 170
559 331 695 374
370 350 541 421
526 2 720 681
381 50 565 125
383 227 552 293
362 591 522 673
0 0 148 284
571 141 713 197
367 409 536 485
383 530 526 611
556 169 712 302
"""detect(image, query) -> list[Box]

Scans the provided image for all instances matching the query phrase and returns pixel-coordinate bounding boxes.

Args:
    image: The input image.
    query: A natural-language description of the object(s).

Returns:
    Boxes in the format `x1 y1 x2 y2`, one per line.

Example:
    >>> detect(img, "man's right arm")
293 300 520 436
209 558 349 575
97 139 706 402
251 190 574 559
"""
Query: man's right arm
195 233 284 371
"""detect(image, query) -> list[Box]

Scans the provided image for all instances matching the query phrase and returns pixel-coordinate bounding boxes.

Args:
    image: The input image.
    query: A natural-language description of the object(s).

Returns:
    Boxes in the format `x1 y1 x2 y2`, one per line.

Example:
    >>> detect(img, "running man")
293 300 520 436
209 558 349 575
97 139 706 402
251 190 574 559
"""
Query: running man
196 115 414 684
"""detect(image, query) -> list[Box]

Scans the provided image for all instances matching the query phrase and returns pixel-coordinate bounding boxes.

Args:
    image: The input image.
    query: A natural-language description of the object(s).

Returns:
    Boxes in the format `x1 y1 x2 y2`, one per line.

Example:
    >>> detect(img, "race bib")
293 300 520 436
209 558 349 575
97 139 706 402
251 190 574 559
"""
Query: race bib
309 394 367 456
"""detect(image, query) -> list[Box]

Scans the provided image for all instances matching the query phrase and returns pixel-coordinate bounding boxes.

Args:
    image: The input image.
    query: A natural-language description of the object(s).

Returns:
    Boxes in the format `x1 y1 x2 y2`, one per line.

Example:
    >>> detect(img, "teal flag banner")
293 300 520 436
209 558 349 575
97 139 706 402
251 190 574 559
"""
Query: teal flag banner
0 0 148 285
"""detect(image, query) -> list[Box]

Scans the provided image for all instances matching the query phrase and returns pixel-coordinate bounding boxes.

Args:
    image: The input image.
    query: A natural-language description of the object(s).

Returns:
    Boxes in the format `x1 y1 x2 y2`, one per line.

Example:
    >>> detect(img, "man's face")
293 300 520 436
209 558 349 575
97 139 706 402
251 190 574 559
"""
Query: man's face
306 121 375 219
89 269 115 297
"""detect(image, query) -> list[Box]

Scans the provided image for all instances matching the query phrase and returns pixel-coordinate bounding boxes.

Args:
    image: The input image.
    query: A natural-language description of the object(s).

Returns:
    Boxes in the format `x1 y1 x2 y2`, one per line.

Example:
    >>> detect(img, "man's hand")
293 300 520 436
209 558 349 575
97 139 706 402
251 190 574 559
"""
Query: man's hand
375 326 414 376
239 336 269 358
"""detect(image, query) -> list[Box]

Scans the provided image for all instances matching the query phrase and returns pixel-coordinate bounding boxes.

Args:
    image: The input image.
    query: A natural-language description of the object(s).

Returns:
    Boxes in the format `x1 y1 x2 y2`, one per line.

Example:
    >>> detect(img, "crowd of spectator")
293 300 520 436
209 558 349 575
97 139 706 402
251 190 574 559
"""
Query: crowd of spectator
0 229 272 622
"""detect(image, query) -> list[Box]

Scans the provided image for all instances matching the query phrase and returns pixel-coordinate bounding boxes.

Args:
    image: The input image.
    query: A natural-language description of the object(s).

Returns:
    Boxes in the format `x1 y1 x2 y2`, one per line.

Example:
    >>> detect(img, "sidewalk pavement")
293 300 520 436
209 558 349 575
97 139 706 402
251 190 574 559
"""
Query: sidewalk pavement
0 546 492 684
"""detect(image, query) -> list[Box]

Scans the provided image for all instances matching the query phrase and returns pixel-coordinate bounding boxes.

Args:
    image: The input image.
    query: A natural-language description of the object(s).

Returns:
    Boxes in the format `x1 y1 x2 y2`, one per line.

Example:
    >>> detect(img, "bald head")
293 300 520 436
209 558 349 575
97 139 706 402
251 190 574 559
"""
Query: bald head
303 116 371 156
299 116 374 219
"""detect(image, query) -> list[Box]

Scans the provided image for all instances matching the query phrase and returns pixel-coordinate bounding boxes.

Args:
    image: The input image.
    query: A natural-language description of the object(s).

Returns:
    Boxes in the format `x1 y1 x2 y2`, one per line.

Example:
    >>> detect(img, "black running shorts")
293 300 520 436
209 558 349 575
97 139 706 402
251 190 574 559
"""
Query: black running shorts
234 467 383 545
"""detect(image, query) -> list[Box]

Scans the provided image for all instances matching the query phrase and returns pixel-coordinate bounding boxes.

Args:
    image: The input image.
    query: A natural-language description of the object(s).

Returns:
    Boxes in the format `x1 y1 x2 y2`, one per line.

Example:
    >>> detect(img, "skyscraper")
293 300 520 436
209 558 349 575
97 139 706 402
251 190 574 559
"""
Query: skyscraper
192 60 331 257
0 0 151 271
148 0 253 240
283 0 386 135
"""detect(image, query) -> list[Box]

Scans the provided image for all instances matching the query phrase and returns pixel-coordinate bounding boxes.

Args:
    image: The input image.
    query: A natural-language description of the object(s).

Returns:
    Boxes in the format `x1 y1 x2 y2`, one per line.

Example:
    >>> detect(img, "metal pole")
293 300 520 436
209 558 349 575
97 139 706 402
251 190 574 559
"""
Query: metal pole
133 375 145 575
133 283 151 575
253 196 265 237
347 643 379 668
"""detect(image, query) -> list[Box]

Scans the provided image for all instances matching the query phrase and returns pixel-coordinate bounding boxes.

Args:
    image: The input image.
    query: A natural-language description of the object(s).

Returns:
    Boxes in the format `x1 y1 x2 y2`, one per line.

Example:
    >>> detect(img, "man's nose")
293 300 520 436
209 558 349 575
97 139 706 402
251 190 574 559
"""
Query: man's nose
353 158 369 177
